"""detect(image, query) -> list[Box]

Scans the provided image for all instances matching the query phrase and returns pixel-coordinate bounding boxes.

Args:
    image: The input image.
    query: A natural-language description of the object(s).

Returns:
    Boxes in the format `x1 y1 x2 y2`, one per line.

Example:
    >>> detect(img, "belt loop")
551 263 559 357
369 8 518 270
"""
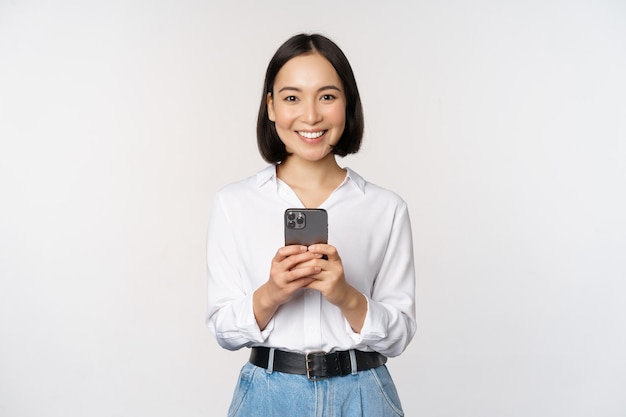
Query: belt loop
266 347 275 374
349 349 358 375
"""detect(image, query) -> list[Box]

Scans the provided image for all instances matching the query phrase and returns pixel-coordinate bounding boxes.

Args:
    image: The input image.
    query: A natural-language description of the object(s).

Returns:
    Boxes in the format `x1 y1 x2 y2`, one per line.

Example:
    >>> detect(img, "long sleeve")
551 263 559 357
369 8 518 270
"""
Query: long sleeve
205 192 272 350
345 201 417 357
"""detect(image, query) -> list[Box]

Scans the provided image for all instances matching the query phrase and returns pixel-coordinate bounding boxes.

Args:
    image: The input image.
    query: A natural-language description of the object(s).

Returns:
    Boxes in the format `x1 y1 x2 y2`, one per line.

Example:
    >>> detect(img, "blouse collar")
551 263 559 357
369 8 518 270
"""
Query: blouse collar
255 165 365 195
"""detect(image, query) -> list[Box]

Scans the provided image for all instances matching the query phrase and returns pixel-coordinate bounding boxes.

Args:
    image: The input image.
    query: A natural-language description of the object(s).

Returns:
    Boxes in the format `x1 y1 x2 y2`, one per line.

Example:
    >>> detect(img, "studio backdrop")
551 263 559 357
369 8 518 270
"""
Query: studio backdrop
1 1 625 416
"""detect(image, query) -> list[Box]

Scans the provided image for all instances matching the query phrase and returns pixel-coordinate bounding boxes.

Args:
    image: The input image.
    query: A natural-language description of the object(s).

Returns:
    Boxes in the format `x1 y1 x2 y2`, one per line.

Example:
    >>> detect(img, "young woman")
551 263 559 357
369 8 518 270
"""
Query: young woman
206 33 416 417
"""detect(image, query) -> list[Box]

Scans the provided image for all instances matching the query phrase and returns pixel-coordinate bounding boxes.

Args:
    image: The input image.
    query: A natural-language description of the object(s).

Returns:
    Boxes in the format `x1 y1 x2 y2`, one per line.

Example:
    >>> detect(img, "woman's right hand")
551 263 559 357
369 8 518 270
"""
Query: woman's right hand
253 245 322 330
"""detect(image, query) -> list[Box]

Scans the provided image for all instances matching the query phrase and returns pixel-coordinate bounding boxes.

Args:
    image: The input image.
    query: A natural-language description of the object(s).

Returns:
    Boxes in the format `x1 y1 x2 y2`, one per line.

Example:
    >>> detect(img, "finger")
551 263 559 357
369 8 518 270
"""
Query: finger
289 277 317 289
273 245 308 262
282 251 323 272
285 266 322 283
307 244 339 261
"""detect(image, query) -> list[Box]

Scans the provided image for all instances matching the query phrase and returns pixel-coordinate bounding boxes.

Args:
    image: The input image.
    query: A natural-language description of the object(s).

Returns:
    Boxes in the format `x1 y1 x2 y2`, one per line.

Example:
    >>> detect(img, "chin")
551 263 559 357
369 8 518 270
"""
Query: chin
291 150 333 162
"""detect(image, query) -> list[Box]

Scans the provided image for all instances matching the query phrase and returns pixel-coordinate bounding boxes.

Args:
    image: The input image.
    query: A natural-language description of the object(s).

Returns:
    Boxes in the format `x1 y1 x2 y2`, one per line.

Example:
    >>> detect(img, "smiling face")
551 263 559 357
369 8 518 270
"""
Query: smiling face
267 52 346 164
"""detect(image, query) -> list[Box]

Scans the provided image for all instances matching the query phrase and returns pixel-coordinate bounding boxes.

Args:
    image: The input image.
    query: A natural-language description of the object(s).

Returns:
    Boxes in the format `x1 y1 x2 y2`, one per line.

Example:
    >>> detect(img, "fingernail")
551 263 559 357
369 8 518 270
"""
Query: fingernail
300 246 308 251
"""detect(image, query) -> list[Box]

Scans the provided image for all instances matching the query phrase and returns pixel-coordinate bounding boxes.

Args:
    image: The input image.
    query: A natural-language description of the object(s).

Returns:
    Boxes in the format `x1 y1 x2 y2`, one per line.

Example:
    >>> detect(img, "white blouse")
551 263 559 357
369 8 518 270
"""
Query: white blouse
206 165 416 358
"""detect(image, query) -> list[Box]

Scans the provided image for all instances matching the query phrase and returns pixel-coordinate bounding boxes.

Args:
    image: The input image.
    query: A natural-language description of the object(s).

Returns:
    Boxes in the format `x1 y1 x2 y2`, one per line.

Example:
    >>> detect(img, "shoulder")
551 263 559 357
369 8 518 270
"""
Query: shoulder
214 165 276 200
346 167 408 209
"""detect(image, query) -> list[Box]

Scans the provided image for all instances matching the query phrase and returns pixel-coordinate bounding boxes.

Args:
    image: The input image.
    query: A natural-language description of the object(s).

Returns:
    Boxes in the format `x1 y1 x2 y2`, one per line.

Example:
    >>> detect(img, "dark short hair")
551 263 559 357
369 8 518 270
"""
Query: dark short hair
257 33 364 164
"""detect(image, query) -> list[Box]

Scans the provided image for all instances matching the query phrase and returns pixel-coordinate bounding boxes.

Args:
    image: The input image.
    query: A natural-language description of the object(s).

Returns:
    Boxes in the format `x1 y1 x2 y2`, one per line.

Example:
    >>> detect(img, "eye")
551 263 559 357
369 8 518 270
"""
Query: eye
284 95 298 102
321 94 336 101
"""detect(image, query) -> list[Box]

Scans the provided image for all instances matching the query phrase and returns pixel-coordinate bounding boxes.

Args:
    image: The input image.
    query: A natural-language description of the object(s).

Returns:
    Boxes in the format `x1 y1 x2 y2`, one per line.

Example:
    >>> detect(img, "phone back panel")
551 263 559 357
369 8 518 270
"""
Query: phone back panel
284 208 328 246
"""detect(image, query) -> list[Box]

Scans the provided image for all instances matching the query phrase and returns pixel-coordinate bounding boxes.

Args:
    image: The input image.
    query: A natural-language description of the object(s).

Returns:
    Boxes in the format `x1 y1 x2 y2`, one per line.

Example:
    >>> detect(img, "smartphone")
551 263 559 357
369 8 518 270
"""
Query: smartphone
284 208 328 246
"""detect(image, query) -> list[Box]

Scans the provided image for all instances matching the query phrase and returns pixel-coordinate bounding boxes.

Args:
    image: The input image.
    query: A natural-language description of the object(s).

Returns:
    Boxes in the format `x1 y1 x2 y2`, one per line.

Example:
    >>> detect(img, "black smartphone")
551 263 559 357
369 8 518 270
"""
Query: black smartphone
284 208 328 246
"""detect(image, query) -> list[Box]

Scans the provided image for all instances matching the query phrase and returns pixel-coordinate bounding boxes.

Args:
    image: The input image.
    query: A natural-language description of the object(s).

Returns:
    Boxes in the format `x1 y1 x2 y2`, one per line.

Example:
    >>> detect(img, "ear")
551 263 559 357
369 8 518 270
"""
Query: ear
267 92 276 122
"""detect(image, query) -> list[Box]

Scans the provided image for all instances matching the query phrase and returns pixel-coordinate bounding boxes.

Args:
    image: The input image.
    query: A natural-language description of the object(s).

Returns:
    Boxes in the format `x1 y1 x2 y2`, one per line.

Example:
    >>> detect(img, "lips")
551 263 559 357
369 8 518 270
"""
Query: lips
297 130 326 139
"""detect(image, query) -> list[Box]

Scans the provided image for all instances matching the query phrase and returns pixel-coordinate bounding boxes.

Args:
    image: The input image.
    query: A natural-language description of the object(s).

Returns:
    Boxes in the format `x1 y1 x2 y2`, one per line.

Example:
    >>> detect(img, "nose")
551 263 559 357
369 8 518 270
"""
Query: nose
303 100 322 124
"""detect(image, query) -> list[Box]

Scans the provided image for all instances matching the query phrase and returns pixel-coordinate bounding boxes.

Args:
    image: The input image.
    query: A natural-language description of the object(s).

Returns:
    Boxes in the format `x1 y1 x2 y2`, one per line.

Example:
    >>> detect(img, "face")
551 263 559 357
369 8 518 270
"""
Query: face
267 52 346 163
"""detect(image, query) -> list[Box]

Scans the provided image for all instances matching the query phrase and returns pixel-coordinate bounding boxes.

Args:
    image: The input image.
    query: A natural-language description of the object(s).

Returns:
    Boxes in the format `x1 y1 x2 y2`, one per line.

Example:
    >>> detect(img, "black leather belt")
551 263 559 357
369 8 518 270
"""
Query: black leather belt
249 347 387 380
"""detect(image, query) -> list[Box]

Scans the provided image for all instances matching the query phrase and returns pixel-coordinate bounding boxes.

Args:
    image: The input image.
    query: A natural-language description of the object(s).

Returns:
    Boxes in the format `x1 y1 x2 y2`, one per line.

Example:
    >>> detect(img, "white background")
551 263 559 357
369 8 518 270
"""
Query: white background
1 0 625 416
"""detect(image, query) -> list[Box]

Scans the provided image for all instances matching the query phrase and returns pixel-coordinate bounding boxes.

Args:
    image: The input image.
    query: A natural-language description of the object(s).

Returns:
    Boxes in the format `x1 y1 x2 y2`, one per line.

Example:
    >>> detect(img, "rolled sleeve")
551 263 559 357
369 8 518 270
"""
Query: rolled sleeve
208 294 273 350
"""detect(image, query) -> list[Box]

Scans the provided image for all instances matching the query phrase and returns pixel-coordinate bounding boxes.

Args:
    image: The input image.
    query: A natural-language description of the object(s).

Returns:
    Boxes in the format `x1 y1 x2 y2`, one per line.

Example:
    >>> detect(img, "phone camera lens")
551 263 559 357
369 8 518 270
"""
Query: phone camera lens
287 220 295 228
287 212 295 221
296 217 304 225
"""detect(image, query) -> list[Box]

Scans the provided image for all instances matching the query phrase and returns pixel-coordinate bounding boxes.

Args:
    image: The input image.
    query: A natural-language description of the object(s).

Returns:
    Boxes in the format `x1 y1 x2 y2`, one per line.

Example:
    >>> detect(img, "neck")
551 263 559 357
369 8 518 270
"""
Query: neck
277 154 345 189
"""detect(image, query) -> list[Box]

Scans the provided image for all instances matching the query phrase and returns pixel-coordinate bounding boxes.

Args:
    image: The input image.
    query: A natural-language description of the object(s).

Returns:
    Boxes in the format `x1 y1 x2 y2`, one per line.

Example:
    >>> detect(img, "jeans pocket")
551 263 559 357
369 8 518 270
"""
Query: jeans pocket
368 365 404 416
227 362 257 417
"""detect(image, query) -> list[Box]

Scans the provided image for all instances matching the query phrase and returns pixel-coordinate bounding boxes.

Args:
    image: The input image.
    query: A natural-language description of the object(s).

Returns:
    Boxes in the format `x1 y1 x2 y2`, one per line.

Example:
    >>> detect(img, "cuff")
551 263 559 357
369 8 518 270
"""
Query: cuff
345 296 388 345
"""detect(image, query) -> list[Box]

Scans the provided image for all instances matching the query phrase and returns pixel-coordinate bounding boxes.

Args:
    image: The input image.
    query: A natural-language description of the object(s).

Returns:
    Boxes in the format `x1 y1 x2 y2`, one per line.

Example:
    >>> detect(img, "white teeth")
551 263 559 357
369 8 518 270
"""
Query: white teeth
298 131 325 139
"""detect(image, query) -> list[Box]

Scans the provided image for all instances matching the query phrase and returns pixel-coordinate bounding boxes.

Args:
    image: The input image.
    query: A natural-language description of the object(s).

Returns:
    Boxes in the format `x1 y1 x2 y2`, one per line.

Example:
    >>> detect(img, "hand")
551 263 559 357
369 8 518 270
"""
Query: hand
300 244 350 306
266 245 323 306
253 245 322 330
303 244 367 332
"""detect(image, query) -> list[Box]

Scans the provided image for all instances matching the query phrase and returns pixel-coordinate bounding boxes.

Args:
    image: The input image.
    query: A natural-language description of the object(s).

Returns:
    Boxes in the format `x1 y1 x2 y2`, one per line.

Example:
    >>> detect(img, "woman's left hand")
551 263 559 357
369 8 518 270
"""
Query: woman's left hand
300 244 347 305
301 244 368 332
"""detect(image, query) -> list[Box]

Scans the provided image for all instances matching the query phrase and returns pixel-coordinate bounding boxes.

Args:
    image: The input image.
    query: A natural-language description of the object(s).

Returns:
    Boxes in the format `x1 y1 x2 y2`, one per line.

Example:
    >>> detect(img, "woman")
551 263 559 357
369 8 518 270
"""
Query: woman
206 33 416 416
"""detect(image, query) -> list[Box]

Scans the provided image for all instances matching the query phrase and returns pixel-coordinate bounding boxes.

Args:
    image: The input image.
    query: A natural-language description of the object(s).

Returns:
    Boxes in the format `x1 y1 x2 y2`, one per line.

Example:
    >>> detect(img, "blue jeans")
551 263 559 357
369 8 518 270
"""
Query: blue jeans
227 362 404 417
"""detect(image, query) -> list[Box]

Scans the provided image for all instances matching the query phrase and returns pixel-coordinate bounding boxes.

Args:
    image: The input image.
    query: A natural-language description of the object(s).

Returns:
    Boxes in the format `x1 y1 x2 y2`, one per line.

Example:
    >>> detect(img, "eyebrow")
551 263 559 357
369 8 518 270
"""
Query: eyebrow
277 85 342 93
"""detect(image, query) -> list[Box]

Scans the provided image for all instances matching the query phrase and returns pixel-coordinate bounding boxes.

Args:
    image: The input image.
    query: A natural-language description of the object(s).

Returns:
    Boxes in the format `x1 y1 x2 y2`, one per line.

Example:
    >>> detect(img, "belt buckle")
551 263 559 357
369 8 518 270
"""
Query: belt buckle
305 351 329 381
